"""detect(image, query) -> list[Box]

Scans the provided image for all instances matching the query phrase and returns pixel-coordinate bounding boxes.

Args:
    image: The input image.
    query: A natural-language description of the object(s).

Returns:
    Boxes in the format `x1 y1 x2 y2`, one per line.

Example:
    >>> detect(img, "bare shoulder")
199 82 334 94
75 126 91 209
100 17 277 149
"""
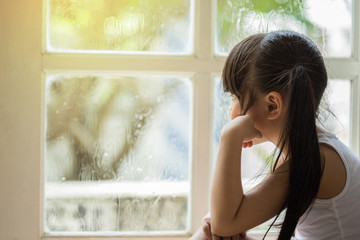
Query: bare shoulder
317 143 346 199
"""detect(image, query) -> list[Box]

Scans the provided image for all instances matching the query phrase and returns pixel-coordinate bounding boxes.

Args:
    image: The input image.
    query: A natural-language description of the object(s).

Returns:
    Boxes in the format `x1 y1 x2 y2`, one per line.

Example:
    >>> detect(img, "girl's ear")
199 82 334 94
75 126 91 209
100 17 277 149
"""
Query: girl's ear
265 92 283 120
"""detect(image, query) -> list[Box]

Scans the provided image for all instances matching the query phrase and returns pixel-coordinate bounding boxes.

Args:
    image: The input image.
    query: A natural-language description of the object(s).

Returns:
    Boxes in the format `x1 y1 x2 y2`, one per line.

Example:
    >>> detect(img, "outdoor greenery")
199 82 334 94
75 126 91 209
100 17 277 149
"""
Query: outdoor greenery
49 0 190 51
216 0 323 53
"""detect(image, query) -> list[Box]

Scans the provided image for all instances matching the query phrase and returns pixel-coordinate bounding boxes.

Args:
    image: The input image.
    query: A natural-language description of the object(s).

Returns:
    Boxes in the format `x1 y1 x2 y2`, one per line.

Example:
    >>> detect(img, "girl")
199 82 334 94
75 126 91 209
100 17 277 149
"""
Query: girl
190 30 360 240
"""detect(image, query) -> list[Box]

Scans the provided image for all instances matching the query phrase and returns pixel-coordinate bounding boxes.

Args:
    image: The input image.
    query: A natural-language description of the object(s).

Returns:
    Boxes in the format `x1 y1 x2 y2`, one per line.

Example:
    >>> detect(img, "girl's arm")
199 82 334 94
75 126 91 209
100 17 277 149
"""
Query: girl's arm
210 115 289 237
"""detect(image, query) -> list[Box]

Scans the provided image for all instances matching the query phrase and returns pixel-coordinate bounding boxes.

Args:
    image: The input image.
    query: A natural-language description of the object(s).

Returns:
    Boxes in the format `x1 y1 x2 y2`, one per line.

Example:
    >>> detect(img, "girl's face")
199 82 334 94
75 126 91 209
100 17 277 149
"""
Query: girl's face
228 94 241 120
228 92 254 120
228 92 270 145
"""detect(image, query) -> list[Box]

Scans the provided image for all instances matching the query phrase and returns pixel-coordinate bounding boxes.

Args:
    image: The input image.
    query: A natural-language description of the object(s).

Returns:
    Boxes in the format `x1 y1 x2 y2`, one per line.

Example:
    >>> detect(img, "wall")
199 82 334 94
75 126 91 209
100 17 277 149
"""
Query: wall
0 0 42 239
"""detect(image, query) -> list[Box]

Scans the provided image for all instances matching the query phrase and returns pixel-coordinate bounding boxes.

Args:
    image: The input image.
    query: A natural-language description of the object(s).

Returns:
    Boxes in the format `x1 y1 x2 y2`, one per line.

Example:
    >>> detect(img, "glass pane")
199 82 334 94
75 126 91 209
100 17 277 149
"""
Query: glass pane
216 0 352 57
44 74 192 234
319 79 351 147
47 0 193 54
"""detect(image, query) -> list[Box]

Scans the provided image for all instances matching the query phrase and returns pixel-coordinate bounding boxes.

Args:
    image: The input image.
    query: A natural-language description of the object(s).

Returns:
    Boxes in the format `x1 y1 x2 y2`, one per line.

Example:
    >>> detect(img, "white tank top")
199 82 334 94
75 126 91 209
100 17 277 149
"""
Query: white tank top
293 133 360 240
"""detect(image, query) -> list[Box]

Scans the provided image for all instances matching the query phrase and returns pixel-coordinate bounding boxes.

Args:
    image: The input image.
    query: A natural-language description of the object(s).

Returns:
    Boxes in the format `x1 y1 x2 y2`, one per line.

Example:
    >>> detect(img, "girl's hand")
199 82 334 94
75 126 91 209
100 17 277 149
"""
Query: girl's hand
221 115 262 148
202 216 246 240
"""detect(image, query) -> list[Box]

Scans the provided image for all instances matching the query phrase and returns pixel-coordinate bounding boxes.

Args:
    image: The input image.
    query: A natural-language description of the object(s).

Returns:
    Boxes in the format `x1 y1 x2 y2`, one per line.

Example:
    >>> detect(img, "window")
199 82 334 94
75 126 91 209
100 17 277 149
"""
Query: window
44 74 192 234
46 0 193 53
0 0 359 240
41 0 360 237
44 0 194 236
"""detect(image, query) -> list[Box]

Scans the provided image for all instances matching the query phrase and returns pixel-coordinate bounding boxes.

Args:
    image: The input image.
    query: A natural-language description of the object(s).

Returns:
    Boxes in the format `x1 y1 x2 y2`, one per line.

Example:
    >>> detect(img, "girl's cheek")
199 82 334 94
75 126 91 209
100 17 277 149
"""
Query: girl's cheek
228 105 232 119
247 108 265 134
229 99 242 120
230 110 241 120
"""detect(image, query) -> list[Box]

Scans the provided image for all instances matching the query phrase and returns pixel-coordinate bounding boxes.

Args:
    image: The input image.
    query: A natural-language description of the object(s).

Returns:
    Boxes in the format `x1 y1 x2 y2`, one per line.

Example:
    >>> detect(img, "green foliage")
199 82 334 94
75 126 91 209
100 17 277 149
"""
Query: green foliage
49 0 190 51
216 0 321 53
258 148 276 167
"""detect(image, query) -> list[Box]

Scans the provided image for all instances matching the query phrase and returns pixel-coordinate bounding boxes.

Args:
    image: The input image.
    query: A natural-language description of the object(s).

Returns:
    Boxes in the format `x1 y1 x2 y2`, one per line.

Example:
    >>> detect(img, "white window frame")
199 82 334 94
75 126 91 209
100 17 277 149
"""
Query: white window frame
0 0 359 240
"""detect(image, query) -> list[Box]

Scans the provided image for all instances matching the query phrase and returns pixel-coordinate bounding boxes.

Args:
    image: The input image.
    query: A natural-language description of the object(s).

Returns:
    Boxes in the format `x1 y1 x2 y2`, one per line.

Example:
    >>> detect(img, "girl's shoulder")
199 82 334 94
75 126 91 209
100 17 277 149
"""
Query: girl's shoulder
317 139 347 199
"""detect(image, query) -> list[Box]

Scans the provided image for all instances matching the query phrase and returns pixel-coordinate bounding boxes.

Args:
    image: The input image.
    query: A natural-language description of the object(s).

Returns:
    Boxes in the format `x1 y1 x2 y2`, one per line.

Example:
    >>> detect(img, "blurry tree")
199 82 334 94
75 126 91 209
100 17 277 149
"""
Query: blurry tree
49 0 190 51
216 0 323 53
46 76 183 181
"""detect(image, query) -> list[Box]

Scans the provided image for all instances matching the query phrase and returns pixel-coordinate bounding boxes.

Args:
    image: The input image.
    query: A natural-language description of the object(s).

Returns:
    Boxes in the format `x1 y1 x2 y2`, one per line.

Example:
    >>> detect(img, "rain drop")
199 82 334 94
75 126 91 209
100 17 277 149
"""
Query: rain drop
156 96 163 103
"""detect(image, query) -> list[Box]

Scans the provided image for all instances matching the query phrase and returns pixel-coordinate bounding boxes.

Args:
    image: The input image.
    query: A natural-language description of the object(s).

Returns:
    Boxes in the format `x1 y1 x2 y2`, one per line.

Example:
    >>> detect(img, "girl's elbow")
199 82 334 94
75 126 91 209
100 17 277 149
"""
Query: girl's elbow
212 228 232 237
211 218 241 237
211 223 230 237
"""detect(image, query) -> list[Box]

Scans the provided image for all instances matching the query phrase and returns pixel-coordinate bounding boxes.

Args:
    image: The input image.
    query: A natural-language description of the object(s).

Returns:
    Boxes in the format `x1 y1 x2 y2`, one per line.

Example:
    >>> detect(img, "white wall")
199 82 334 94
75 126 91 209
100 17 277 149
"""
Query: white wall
0 0 42 239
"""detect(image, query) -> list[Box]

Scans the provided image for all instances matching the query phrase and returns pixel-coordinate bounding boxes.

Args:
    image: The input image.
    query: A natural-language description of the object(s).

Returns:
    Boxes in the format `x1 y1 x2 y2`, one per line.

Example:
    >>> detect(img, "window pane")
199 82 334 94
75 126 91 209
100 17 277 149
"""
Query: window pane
44 74 192 233
47 0 193 54
319 79 351 147
216 0 352 57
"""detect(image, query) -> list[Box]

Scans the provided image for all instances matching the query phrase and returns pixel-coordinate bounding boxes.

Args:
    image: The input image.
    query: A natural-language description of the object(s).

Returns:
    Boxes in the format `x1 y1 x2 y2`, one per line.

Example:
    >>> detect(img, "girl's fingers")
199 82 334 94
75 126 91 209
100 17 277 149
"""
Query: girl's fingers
232 234 240 240
242 141 253 148
202 217 211 224
212 236 231 240
211 234 220 240
202 222 212 240
201 217 244 240
201 216 212 240
210 235 242 240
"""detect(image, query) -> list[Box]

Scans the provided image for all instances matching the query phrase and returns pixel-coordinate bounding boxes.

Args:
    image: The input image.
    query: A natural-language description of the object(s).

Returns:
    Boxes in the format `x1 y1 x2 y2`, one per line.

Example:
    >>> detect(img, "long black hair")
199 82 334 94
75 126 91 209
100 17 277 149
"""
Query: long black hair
222 30 327 240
